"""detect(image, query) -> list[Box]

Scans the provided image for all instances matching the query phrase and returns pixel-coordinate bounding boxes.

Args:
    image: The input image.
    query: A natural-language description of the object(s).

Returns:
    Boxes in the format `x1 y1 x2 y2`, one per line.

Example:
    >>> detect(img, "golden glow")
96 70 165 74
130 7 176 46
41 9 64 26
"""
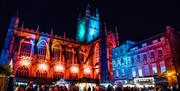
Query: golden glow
20 56 31 66
84 67 91 74
83 65 92 74
55 64 64 72
167 72 172 76
38 63 48 70
70 66 79 73
20 60 30 66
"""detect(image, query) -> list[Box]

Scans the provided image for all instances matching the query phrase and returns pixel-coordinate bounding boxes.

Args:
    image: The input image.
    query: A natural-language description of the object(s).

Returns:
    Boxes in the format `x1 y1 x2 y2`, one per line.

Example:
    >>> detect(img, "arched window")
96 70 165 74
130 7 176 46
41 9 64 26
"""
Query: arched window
69 73 78 80
78 49 84 64
16 66 29 78
53 72 64 80
37 40 47 60
52 44 61 62
19 39 33 56
66 47 73 64
36 70 47 79
94 43 100 79
94 43 100 66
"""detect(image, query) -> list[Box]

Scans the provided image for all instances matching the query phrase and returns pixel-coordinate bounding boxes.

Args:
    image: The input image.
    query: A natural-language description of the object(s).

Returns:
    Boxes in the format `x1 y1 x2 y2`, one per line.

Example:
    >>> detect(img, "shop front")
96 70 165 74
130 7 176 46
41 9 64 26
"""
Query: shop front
133 77 155 88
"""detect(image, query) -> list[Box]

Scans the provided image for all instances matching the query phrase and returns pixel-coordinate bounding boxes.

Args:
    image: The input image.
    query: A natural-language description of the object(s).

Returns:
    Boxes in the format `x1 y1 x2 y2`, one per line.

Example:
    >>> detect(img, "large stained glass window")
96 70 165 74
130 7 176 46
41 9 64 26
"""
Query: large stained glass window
53 44 61 62
37 41 47 60
20 42 32 56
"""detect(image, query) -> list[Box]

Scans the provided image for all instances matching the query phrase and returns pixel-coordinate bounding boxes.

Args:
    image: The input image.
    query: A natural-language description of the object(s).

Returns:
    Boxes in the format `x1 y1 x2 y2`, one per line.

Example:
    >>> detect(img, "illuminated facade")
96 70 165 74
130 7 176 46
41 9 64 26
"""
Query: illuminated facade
0 5 118 83
112 26 180 85
77 4 100 43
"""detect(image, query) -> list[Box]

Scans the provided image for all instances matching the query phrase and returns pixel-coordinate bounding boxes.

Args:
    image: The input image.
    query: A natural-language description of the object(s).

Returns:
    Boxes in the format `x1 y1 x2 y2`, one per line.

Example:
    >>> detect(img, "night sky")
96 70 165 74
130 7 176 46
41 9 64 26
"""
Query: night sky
0 0 180 51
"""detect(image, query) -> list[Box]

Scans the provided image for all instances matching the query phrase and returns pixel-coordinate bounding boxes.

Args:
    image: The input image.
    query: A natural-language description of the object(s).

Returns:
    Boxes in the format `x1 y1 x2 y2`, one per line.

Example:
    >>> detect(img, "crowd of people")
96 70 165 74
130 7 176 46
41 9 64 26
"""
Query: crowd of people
14 81 180 91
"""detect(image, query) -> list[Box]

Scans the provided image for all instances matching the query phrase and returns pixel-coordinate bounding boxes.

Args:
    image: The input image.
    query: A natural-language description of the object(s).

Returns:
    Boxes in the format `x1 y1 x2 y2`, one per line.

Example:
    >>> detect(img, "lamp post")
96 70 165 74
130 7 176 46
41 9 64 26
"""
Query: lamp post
167 71 174 87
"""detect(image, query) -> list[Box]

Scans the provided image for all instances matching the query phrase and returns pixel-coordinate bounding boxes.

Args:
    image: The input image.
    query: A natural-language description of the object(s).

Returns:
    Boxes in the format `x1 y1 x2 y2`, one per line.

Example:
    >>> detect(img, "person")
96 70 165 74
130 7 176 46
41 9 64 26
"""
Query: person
63 85 68 91
107 85 113 91
92 86 95 91
160 85 170 91
88 86 91 91
54 85 59 91
20 85 25 91
115 84 122 91
26 81 34 91
15 85 20 91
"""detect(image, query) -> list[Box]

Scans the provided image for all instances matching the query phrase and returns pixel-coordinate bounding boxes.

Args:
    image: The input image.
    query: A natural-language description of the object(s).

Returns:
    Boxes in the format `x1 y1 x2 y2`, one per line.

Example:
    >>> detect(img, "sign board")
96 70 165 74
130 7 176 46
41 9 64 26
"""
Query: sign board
134 77 155 85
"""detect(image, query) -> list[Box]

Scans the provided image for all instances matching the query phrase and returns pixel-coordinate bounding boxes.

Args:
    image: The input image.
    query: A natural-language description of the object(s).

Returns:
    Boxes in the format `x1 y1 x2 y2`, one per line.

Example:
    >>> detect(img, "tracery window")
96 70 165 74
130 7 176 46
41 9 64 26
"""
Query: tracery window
69 73 78 80
53 72 64 79
78 49 84 64
94 44 100 66
53 44 61 62
16 66 29 78
66 48 73 64
19 39 33 56
37 41 47 60
36 70 47 79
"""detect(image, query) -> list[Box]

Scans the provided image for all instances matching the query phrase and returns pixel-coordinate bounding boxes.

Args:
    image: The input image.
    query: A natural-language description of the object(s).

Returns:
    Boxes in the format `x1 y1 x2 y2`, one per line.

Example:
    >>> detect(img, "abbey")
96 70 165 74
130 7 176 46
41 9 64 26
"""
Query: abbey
0 5 119 83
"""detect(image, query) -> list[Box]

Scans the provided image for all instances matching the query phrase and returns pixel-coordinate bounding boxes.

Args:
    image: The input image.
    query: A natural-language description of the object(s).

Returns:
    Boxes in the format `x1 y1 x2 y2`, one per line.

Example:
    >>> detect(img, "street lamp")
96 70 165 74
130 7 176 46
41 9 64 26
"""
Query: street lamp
167 72 172 76
166 71 174 86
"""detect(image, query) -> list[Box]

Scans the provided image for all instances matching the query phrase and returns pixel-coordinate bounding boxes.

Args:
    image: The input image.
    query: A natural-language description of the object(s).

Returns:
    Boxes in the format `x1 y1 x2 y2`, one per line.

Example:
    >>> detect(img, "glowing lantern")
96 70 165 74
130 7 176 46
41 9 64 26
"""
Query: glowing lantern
70 66 79 73
55 64 64 72
38 63 48 70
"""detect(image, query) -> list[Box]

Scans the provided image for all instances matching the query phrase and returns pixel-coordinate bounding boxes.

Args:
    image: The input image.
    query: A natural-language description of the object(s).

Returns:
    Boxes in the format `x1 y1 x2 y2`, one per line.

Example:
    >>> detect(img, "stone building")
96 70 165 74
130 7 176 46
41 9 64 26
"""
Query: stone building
0 5 118 83
112 26 180 85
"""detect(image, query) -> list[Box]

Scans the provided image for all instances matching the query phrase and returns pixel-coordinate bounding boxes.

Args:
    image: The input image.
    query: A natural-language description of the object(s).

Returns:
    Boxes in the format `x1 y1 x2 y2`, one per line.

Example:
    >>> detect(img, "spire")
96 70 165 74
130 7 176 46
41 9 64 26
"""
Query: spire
21 22 24 30
77 13 82 22
86 4 91 17
115 26 119 46
36 25 40 32
95 8 99 17
50 28 53 36
64 32 66 39
14 10 20 28
104 22 107 36
9 16 19 30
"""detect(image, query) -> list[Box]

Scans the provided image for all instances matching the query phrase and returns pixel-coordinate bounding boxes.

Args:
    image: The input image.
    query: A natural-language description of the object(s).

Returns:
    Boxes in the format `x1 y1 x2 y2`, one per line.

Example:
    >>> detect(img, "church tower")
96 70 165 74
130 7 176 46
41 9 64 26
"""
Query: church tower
76 4 100 43
0 16 19 64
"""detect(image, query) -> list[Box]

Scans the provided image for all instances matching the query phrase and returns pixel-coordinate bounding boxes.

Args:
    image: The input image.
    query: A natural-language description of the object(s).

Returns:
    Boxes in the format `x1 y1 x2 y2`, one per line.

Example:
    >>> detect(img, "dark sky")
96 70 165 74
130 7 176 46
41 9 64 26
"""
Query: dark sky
0 0 180 51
